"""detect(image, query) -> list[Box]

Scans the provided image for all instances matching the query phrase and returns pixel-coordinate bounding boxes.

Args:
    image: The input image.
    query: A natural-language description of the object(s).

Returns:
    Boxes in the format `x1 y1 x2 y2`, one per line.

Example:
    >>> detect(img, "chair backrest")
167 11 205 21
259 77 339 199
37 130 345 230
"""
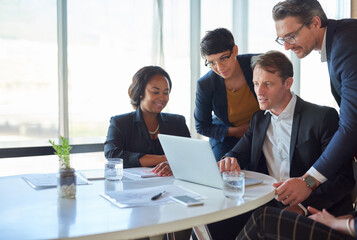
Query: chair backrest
351 160 357 210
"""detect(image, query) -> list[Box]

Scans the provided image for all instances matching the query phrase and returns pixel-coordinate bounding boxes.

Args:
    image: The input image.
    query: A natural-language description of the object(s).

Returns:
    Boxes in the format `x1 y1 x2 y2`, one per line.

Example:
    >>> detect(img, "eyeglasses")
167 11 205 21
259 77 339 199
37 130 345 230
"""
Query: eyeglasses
275 23 305 46
205 51 233 68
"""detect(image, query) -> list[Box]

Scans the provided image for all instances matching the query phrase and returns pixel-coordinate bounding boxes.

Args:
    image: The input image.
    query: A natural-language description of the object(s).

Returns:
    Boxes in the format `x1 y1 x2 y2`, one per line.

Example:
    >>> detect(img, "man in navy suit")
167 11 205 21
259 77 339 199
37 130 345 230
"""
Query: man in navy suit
207 50 354 240
271 0 357 207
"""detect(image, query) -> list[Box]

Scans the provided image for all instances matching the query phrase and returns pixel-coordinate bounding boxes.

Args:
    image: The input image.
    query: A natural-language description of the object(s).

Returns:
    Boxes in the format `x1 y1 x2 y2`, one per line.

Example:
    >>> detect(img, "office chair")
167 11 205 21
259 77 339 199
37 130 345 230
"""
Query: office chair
351 158 357 211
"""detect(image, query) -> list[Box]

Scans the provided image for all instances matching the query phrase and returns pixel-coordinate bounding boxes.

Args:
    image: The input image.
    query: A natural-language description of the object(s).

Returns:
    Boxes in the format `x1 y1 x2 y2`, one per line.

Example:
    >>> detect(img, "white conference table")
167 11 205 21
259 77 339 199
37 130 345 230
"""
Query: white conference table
0 170 276 240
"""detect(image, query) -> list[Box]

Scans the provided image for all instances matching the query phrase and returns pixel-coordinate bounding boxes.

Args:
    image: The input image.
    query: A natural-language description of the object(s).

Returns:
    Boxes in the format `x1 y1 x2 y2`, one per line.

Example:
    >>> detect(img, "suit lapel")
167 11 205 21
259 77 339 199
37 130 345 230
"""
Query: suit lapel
289 97 303 162
157 113 168 133
215 75 229 123
326 19 336 62
257 114 271 151
134 108 152 146
326 20 342 105
251 113 271 170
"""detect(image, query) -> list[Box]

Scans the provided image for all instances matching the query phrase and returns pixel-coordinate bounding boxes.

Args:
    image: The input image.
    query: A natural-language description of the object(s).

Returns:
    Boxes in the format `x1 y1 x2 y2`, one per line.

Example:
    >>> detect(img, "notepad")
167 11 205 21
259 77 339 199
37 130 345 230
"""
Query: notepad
124 167 158 178
245 178 263 186
78 169 105 180
22 173 90 189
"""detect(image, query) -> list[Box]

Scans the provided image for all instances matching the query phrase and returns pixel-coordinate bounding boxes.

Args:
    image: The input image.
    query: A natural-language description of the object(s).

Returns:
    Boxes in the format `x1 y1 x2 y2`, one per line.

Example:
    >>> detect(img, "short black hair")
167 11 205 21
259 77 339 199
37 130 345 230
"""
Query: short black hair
128 66 172 109
272 0 328 28
200 28 235 57
251 51 293 83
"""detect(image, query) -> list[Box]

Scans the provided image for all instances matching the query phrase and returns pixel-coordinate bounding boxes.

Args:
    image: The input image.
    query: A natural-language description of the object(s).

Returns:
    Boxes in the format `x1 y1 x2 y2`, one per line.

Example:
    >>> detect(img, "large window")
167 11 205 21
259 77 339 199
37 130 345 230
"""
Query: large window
247 0 281 54
67 0 154 141
67 0 190 141
0 0 351 176
160 0 191 125
68 0 189 141
0 0 191 176
0 0 58 148
0 0 191 149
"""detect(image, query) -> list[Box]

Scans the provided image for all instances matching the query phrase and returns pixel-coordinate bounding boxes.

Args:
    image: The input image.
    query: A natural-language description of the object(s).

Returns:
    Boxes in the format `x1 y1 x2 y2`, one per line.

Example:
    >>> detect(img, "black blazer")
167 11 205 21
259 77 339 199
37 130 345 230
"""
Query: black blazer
104 108 191 168
226 96 354 216
194 54 258 146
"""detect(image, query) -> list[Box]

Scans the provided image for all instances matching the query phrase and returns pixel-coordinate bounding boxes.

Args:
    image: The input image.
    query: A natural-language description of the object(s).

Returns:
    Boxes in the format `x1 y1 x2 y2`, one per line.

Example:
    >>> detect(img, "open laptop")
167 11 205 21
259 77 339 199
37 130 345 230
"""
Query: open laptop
158 134 262 189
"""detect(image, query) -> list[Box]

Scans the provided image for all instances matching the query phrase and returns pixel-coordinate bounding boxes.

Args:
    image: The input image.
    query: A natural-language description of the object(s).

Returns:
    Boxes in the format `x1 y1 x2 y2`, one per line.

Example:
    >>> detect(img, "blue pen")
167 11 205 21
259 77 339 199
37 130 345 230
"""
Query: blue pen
151 190 166 201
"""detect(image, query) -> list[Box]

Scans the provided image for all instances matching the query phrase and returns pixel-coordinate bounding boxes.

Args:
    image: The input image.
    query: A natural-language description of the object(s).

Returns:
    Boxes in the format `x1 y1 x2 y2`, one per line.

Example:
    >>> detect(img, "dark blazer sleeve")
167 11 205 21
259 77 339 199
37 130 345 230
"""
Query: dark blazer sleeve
104 113 143 168
313 19 357 179
224 123 253 168
194 71 229 142
225 111 266 169
294 106 354 215
226 110 271 175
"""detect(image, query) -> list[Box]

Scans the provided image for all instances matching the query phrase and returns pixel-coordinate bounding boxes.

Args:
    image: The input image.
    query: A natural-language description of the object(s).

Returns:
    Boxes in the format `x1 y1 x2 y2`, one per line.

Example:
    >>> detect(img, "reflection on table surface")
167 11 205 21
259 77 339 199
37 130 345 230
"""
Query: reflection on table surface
0 170 276 240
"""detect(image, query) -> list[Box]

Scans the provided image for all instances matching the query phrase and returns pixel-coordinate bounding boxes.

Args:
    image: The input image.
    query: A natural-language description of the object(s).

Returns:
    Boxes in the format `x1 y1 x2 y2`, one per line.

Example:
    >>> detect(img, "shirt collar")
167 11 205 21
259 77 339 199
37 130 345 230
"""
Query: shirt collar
320 27 327 62
264 92 297 119
134 107 167 123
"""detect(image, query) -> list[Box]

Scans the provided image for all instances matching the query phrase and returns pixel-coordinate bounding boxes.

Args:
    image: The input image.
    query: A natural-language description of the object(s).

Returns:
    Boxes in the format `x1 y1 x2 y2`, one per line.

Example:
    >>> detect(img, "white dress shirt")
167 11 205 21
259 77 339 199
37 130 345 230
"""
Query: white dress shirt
320 27 328 62
263 93 308 214
307 27 328 184
263 92 297 182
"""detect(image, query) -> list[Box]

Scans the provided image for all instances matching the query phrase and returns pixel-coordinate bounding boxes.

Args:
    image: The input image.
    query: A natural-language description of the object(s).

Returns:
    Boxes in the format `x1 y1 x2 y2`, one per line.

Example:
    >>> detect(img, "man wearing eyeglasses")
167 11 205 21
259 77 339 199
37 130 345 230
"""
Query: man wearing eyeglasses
271 0 357 209
194 28 260 161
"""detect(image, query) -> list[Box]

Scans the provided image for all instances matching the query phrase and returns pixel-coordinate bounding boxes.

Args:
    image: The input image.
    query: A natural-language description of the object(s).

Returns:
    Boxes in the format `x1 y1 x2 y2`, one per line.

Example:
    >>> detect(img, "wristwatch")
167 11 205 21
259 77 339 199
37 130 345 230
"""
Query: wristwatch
303 176 318 191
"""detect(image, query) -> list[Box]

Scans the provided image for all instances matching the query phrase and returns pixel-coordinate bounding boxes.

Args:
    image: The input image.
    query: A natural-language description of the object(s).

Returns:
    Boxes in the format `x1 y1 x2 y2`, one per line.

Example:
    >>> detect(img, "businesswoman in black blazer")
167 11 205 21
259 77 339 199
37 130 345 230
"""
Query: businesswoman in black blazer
104 66 191 177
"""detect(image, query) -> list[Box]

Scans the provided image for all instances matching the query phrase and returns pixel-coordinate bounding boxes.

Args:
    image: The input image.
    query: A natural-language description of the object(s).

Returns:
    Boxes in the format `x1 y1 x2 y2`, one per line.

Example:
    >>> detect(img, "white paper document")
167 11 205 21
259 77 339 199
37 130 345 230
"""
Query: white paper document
245 178 263 186
22 173 90 189
78 169 105 180
124 167 158 178
78 169 131 181
100 184 205 208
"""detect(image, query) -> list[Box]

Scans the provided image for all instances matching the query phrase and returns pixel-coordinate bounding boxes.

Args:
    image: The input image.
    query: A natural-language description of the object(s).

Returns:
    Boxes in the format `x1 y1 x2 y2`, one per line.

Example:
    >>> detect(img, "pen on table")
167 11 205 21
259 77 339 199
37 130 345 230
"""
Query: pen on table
151 190 166 201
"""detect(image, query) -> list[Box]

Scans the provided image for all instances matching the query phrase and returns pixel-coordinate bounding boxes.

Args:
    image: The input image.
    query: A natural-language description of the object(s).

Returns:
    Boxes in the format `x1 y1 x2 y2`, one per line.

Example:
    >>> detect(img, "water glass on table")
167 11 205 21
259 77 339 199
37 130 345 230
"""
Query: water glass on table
105 158 123 181
222 171 245 199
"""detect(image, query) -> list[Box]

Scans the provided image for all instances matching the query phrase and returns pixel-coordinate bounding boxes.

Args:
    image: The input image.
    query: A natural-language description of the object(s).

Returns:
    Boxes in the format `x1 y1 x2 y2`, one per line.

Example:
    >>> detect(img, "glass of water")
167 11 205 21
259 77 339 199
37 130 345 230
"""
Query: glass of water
105 158 123 181
222 171 245 199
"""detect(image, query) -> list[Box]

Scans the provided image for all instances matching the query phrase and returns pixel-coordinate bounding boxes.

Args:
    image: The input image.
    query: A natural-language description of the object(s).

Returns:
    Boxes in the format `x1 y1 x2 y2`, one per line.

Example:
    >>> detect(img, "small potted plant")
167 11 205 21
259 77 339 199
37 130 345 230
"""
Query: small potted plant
49 136 76 198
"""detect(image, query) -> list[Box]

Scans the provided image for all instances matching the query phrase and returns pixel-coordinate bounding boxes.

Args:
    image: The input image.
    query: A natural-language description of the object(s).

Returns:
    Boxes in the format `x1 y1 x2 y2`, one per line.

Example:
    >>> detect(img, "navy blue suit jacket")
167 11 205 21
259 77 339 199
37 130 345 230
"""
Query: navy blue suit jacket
226 96 354 216
312 19 357 179
194 54 258 147
104 108 190 168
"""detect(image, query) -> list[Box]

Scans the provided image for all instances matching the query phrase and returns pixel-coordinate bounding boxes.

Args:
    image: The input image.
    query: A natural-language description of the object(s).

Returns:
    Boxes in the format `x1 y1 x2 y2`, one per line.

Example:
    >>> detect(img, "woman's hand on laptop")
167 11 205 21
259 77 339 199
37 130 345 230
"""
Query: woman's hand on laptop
152 161 173 177
217 157 241 173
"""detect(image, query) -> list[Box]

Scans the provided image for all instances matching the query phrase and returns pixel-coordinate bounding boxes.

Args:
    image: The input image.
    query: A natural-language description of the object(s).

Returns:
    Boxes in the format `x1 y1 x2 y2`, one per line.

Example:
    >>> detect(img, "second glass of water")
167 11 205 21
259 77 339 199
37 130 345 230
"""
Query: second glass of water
105 158 123 181
222 171 245 199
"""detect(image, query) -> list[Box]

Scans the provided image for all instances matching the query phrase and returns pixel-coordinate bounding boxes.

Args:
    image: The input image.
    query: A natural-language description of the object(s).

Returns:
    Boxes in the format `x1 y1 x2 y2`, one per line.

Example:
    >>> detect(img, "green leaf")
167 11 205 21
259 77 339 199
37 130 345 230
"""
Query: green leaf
49 136 72 169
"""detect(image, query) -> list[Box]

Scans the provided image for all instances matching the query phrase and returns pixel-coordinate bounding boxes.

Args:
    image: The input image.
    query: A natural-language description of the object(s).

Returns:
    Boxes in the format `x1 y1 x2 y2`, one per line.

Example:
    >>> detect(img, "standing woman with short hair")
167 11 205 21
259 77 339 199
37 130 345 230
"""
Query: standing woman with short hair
195 28 260 161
